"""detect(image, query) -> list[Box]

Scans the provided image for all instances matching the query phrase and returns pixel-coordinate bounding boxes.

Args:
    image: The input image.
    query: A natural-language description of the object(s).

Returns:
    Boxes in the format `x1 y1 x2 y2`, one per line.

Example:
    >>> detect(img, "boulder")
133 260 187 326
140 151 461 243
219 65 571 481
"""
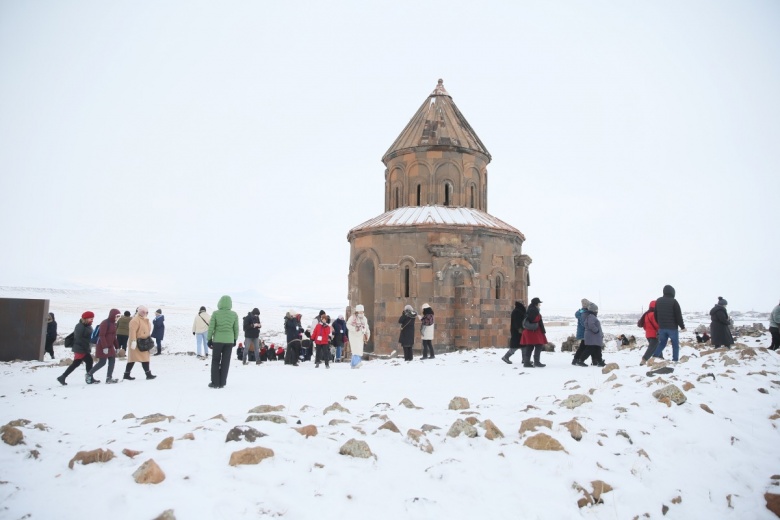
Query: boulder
652 384 687 405
133 458 165 484
247 404 285 414
68 448 115 469
294 425 318 438
399 398 421 409
481 419 504 440
519 417 552 435
225 425 267 443
378 421 400 434
560 394 592 409
246 414 287 424
324 402 350 414
766 493 780 516
448 397 470 410
156 437 174 450
140 414 174 425
407 429 434 454
228 446 275 466
1 425 24 446
601 363 619 374
561 419 587 441
524 433 566 452
338 439 374 459
447 419 478 438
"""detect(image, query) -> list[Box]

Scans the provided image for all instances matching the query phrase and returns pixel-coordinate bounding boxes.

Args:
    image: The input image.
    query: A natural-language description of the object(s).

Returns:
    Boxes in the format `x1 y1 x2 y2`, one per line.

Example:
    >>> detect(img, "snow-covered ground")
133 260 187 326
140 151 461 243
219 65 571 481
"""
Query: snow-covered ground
1 287 779 519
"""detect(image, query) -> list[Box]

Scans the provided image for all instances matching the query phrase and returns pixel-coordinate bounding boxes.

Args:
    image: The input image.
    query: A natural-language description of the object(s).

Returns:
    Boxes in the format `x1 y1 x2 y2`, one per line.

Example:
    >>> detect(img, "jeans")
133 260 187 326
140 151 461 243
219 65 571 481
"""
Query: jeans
90 357 115 379
195 332 208 356
211 343 233 387
335 345 343 361
654 329 680 361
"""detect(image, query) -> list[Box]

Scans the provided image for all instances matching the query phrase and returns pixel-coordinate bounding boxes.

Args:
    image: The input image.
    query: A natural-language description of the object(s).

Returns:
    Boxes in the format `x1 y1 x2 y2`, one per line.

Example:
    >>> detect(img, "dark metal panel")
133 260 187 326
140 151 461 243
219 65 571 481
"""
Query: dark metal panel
0 298 49 361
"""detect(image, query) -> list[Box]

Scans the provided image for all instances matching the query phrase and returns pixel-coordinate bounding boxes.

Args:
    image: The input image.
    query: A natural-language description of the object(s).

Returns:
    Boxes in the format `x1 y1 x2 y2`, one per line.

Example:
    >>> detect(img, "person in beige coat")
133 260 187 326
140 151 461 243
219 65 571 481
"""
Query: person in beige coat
123 305 157 380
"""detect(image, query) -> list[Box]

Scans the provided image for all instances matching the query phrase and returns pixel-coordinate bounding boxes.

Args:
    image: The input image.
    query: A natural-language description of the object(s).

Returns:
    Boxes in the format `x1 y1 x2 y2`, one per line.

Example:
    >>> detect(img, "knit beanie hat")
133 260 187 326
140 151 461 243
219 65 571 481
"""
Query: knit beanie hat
81 311 95 319
581 298 590 308
587 302 599 313
199 306 206 312
718 297 728 306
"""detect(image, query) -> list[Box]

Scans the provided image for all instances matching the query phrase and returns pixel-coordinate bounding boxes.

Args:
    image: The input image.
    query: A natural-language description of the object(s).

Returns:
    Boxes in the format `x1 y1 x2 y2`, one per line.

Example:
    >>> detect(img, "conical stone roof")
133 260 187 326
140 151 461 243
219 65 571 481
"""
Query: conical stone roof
382 79 490 163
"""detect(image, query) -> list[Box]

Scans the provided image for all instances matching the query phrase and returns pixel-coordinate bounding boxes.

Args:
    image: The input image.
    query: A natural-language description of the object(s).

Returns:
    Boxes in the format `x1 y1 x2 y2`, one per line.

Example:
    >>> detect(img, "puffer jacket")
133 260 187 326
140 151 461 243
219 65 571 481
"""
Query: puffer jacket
583 311 604 346
208 295 239 344
520 305 547 345
642 301 660 339
510 302 525 348
96 309 120 358
116 315 131 336
575 307 587 340
654 285 685 330
72 320 94 355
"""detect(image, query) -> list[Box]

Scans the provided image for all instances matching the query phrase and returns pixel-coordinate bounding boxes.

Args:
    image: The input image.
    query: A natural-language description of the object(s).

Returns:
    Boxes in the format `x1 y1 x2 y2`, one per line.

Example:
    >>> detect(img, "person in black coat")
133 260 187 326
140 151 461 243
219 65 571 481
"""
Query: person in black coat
45 312 57 359
398 305 417 361
652 285 687 361
151 309 165 356
332 315 347 362
709 297 734 348
502 301 526 364
57 312 95 385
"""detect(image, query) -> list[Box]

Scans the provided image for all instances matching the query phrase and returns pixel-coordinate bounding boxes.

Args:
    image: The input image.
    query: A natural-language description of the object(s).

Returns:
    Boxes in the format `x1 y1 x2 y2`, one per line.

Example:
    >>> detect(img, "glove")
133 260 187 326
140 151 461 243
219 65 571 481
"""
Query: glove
208 340 213 348
192 332 195 335
130 341 137 350
102 348 108 354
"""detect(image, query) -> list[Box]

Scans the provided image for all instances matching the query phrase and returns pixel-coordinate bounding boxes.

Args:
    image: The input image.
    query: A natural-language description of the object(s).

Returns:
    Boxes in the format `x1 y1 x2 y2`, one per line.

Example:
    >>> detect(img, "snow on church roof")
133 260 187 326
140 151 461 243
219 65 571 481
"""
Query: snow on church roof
348 205 524 238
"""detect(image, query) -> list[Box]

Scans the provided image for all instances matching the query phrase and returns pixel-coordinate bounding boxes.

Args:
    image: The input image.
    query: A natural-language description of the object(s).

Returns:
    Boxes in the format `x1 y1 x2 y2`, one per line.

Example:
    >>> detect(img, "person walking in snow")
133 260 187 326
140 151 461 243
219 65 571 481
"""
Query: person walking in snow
576 302 605 367
571 299 590 365
709 297 734 348
652 285 687 362
346 304 370 369
57 311 96 385
45 312 57 359
770 300 780 351
502 300 525 364
192 306 211 358
88 308 121 384
520 297 547 368
332 314 347 362
398 305 417 362
151 309 165 356
420 303 435 360
312 314 332 368
116 311 131 353
242 307 262 365
207 295 239 388
638 300 660 365
124 306 157 380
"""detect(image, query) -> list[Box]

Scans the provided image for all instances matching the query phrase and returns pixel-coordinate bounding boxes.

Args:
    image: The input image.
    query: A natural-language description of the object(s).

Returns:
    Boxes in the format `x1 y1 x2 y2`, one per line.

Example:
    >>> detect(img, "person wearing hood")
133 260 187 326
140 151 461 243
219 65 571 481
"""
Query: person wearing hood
116 311 131 352
347 304 370 369
192 306 211 358
207 295 239 388
519 297 547 368
284 311 303 365
124 306 156 381
769 300 780 351
57 311 95 385
151 309 165 356
88 308 121 384
242 307 262 365
709 297 734 349
420 303 435 360
576 303 605 367
332 314 347 362
571 299 590 366
502 300 526 364
398 305 417 362
45 312 57 359
638 301 660 365
652 285 687 362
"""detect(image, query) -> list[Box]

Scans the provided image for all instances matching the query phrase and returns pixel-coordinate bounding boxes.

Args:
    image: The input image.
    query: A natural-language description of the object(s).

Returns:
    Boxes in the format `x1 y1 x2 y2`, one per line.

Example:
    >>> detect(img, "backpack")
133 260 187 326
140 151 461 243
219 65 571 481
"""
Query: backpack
637 311 649 328
64 332 75 349
90 325 100 343
243 314 253 333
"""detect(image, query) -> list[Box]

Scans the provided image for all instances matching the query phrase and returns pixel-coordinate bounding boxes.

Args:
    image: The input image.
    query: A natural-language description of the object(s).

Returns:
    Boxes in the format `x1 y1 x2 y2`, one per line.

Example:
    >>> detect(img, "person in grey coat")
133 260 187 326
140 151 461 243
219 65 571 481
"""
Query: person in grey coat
709 297 734 348
576 302 605 367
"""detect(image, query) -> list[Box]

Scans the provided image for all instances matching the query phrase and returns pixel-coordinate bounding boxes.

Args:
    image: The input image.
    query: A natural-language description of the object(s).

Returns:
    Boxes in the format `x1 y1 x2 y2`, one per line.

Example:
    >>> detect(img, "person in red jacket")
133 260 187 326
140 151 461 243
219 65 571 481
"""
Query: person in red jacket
639 301 660 365
312 315 332 369
520 297 547 368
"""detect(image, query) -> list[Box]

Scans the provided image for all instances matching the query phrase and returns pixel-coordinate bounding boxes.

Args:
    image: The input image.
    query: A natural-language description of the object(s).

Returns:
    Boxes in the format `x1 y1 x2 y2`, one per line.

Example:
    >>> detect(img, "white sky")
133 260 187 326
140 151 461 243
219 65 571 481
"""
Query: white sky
1 1 778 313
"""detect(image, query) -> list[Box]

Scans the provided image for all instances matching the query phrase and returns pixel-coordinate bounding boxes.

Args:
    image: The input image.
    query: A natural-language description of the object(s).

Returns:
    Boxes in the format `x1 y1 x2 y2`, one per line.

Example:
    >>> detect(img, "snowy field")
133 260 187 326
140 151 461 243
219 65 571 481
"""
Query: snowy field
1 287 779 519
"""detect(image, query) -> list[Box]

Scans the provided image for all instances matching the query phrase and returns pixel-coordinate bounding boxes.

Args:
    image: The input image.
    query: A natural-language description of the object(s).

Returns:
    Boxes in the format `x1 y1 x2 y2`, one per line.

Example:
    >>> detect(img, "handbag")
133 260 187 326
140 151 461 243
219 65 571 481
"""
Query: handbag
522 317 539 331
137 337 155 352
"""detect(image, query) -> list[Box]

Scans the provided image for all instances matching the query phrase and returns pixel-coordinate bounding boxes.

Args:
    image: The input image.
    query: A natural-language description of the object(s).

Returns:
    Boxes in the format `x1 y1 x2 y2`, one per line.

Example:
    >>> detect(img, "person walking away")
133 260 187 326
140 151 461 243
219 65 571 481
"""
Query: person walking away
88 308 120 383
652 285 686 362
332 315 347 362
151 309 165 355
399 305 417 362
192 306 211 358
770 299 780 351
420 303 435 360
124 306 156 380
502 301 525 364
709 297 734 348
520 298 547 368
347 304 370 369
116 311 131 353
312 314 332 368
638 301 660 365
242 307 262 365
207 295 239 388
57 311 95 385
578 303 605 367
45 312 57 359
571 299 590 365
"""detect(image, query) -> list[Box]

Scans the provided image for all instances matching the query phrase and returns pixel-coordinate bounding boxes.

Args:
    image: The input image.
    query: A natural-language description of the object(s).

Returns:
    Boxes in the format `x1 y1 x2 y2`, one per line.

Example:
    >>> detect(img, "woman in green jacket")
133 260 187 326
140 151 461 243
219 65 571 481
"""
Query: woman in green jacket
208 295 239 388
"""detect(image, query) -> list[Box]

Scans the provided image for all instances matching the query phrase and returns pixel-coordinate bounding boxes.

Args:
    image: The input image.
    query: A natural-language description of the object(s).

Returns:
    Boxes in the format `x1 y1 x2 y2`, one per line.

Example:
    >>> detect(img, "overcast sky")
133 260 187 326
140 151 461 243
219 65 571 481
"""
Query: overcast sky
1 1 778 314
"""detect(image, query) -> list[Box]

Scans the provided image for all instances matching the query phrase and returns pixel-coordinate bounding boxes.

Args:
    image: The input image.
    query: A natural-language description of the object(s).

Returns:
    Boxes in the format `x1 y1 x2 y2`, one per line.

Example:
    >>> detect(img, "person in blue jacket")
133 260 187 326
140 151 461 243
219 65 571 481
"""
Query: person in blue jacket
152 309 165 356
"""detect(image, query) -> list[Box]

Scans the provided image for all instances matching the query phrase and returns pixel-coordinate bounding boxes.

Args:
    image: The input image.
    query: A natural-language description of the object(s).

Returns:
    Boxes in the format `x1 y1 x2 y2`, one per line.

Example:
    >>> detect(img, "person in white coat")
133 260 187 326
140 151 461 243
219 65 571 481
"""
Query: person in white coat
346 304 370 369
419 303 435 360
192 306 211 358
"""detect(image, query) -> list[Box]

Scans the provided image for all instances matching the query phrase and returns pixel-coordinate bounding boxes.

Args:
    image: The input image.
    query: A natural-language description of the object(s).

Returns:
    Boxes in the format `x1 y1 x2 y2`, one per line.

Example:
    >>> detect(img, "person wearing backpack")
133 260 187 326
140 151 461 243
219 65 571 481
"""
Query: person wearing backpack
57 311 96 386
242 308 262 365
638 300 660 365
192 306 211 358
520 297 547 368
87 309 121 384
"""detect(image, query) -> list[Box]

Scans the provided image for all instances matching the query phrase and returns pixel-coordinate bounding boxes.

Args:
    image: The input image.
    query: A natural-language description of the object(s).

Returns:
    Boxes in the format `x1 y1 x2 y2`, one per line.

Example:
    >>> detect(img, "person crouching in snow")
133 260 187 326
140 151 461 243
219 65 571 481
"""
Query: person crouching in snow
87 308 121 384
57 311 96 385
347 304 370 369
312 314 332 368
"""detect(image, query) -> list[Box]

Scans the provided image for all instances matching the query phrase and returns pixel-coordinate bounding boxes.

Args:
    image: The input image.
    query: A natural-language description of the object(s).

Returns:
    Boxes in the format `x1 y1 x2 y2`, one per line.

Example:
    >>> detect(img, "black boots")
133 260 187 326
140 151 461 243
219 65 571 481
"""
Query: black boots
145 370 157 380
56 375 67 386
123 373 135 381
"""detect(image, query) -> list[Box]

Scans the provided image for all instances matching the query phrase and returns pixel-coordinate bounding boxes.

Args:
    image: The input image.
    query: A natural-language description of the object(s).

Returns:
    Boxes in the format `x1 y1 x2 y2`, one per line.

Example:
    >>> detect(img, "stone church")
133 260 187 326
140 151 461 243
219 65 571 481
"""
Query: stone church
347 79 531 355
